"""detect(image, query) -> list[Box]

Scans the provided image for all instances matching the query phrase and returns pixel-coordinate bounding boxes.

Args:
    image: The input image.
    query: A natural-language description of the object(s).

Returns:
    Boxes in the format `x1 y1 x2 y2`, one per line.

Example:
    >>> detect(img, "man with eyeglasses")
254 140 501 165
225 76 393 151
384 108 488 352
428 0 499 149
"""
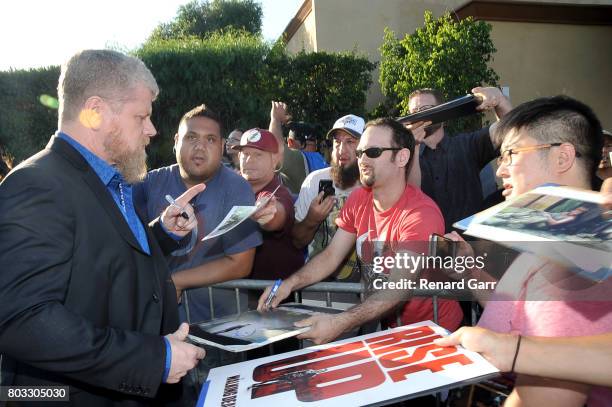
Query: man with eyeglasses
258 117 463 344
406 87 512 232
449 96 611 406
492 96 602 199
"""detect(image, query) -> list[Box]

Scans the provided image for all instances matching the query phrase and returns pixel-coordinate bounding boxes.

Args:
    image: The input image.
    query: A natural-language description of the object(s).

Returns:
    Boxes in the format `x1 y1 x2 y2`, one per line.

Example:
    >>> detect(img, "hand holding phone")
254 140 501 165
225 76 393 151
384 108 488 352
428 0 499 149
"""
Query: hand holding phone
318 180 335 203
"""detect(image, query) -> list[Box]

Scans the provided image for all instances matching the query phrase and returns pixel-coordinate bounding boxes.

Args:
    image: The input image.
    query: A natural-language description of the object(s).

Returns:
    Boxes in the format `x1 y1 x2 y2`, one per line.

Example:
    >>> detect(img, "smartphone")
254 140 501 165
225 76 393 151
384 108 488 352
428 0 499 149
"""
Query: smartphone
428 233 457 258
318 179 335 202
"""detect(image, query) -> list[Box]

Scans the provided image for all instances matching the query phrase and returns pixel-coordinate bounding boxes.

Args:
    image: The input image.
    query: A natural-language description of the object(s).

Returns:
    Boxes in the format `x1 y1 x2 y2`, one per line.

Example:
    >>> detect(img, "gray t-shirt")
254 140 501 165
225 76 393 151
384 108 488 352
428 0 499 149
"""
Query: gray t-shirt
134 164 262 323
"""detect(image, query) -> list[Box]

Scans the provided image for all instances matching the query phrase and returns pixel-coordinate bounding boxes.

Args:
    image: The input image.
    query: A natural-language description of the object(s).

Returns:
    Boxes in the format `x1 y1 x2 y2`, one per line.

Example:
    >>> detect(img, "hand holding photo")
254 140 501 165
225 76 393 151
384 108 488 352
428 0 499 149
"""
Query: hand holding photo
202 185 282 241
188 303 341 352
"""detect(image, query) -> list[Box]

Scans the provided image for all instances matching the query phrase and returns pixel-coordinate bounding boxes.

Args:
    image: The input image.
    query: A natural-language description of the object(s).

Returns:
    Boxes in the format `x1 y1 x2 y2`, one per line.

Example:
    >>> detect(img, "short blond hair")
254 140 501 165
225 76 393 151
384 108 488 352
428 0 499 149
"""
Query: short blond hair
57 50 159 125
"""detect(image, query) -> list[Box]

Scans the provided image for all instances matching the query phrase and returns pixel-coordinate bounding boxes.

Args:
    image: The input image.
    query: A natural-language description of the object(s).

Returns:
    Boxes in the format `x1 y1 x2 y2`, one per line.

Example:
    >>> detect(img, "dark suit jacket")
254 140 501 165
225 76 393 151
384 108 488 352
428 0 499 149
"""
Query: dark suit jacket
0 136 182 406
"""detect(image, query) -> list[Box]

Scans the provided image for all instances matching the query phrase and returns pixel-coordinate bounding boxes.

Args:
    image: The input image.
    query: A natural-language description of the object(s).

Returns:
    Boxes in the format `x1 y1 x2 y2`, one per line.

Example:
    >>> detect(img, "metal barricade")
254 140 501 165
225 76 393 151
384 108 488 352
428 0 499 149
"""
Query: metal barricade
196 280 467 407
209 279 458 326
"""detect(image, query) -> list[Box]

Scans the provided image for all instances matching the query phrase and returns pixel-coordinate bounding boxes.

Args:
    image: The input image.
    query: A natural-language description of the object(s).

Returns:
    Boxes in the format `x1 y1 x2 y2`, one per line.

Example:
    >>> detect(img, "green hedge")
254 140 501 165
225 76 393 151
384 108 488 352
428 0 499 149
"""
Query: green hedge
1 32 375 167
378 12 499 133
136 33 274 166
0 67 60 163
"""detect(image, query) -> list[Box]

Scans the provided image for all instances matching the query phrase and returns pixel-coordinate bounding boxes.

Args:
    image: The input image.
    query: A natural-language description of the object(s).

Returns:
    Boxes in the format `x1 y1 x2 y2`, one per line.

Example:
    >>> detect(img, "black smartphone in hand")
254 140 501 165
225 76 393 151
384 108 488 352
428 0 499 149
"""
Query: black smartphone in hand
318 180 335 202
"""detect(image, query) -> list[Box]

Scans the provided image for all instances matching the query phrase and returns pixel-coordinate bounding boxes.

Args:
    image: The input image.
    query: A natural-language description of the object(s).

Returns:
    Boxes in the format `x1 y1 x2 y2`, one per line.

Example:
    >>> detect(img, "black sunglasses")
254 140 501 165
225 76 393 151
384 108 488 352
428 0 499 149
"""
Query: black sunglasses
356 147 402 159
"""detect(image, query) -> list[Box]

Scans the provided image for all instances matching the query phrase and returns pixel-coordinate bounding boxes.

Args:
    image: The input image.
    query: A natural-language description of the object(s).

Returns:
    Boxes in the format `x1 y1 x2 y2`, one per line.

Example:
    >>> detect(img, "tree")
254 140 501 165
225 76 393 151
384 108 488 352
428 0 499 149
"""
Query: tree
379 11 499 132
134 31 375 167
148 0 263 42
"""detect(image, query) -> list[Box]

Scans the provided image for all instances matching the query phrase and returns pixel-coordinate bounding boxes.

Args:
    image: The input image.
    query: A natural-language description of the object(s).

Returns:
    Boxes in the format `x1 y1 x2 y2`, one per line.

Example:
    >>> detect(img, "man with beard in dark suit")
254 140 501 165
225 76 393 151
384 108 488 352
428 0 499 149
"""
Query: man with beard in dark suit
0 49 205 406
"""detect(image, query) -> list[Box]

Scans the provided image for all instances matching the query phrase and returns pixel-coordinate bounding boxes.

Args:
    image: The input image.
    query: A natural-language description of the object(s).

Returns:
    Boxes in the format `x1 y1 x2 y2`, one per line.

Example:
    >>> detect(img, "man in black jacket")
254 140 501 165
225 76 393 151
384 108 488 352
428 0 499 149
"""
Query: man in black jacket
0 49 205 406
406 87 512 231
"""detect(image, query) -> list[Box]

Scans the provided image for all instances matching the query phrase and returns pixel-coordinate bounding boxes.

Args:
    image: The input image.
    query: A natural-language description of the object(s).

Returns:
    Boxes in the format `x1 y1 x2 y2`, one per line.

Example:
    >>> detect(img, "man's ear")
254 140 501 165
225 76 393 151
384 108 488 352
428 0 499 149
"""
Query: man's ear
173 133 179 154
79 96 105 130
273 150 283 171
557 143 577 174
397 148 411 169
287 138 298 149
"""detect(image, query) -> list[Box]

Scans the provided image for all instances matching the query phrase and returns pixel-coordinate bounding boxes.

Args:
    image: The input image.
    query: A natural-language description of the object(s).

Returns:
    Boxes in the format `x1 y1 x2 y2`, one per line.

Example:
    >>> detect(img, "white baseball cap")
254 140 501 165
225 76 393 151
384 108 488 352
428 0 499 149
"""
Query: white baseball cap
326 114 365 140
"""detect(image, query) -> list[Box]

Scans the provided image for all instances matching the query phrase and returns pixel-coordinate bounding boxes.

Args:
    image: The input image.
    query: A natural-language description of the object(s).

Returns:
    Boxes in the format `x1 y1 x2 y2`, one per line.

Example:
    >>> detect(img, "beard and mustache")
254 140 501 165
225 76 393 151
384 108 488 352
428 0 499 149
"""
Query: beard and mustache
330 159 360 190
359 163 376 188
103 129 148 184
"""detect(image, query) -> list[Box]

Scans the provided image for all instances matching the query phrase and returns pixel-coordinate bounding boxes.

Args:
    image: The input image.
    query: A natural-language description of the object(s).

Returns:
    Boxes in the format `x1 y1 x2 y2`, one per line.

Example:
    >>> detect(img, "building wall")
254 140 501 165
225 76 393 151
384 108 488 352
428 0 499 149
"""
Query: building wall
489 21 612 129
285 3 317 54
283 0 612 129
309 0 462 110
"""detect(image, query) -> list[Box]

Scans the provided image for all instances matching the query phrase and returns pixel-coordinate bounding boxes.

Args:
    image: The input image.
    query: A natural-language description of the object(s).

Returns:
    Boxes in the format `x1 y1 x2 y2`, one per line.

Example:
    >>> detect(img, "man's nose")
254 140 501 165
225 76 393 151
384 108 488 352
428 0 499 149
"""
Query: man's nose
145 119 157 138
193 138 207 150
496 162 508 178
338 141 350 155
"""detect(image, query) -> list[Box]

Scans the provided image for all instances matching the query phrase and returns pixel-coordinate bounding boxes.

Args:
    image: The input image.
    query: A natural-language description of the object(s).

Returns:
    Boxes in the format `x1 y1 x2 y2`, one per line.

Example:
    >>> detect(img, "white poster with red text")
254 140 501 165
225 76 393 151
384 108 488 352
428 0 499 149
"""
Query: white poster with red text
198 321 498 407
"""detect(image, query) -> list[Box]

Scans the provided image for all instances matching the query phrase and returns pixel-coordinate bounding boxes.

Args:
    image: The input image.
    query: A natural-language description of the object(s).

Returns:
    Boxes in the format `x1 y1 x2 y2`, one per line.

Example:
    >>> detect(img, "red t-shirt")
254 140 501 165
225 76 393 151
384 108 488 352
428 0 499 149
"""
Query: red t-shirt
251 176 304 280
336 184 463 331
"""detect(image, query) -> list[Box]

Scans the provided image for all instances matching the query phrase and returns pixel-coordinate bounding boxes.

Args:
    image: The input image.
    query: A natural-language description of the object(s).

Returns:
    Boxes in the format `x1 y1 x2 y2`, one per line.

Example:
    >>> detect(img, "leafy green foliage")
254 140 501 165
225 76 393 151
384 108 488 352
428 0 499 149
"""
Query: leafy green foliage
136 32 272 166
379 11 499 132
137 32 374 166
0 67 60 163
267 49 375 129
148 0 263 42
0 32 374 167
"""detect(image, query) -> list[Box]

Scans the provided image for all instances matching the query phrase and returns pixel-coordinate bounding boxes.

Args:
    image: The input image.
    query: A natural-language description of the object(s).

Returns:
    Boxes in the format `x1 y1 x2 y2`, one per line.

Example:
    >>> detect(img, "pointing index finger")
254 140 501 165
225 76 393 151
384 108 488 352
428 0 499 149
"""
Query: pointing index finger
176 183 206 207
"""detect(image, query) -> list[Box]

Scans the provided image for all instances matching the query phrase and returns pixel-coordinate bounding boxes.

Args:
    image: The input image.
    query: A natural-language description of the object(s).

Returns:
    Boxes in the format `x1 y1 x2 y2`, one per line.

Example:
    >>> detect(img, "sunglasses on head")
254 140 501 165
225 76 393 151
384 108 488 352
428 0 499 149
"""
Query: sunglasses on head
355 147 402 159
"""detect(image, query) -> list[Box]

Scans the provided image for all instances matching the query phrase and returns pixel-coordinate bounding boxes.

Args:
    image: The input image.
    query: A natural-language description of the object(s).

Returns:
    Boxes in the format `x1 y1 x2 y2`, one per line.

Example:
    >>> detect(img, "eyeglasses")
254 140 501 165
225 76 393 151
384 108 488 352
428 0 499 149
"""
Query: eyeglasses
410 104 437 114
356 147 402 159
497 143 581 166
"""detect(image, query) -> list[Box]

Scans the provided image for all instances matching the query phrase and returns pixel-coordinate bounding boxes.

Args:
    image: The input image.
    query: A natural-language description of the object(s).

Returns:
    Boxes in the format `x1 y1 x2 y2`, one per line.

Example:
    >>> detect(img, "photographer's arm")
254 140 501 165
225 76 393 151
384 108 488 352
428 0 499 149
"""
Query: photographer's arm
471 87 512 148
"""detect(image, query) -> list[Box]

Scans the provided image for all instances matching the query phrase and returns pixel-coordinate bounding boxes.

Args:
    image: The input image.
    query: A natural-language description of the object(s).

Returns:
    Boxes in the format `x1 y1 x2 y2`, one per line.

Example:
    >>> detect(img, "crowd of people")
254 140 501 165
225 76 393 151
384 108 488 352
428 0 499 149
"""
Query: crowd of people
0 48 610 407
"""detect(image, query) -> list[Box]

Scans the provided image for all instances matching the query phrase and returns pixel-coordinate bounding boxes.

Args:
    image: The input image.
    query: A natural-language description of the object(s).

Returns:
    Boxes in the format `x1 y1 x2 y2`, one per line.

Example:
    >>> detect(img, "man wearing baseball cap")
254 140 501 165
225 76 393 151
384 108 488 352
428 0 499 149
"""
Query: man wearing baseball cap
292 114 365 282
234 128 304 284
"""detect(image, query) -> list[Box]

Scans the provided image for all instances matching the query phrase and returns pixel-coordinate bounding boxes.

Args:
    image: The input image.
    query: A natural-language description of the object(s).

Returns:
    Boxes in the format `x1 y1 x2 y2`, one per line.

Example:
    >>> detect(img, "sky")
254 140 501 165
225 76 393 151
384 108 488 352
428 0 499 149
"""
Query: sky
0 0 303 71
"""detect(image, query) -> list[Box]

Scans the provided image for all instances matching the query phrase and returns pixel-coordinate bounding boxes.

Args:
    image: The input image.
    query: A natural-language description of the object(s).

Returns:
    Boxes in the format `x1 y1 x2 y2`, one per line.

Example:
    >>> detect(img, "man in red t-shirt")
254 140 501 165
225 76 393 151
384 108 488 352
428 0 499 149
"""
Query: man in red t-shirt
258 118 463 344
